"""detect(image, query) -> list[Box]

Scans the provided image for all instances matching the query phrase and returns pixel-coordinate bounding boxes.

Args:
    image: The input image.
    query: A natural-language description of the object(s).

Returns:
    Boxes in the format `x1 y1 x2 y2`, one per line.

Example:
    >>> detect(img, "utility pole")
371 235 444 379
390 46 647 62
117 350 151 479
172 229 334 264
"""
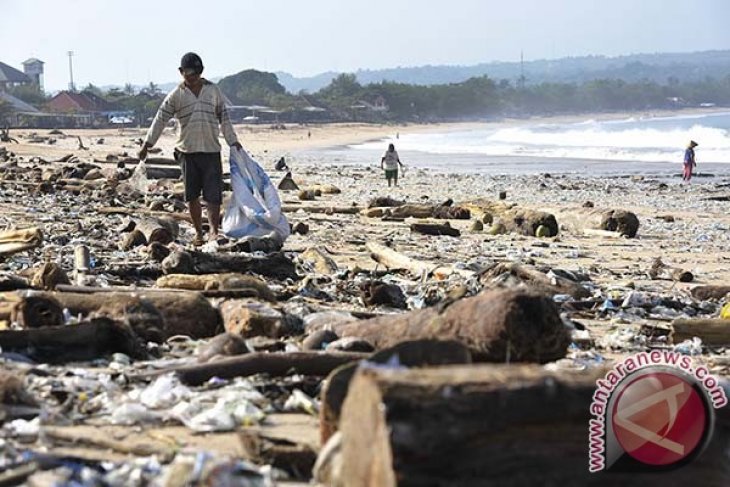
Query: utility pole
67 51 75 92
518 50 526 90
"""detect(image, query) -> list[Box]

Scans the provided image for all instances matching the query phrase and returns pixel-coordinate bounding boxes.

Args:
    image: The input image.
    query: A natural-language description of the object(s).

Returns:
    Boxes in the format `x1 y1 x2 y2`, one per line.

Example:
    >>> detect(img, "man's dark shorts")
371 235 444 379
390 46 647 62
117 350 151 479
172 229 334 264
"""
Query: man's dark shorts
174 151 223 205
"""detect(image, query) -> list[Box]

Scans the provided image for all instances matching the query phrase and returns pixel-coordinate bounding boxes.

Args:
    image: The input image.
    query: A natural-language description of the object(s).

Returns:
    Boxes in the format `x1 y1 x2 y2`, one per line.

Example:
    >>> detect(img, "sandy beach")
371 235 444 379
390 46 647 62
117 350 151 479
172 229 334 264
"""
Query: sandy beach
9 105 729 162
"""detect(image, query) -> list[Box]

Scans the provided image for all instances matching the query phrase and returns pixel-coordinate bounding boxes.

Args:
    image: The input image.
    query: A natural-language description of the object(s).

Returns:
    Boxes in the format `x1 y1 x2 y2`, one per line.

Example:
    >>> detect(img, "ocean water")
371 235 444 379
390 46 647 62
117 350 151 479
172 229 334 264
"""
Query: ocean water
333 111 730 175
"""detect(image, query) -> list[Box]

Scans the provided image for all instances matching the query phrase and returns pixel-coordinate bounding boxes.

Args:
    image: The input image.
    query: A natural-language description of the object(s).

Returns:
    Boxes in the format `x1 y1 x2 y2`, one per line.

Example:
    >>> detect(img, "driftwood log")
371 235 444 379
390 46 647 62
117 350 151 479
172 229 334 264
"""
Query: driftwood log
301 247 339 275
672 318 730 346
690 285 730 301
480 262 591 298
366 203 471 220
308 288 571 363
97 207 193 225
460 199 559 236
54 284 264 300
31 262 71 290
319 340 472 444
0 274 30 292
220 300 288 338
0 318 145 363
162 250 298 281
366 242 473 279
328 364 730 487
134 217 179 245
549 206 640 238
165 351 369 386
143 166 181 180
0 228 43 256
0 292 64 328
42 291 221 341
282 205 360 215
648 257 694 282
410 222 460 237
155 273 276 301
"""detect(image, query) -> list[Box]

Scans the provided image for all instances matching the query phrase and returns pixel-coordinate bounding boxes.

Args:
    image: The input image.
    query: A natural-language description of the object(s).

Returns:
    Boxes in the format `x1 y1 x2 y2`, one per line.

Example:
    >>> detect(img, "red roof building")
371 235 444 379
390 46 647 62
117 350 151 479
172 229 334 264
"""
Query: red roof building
46 91 117 113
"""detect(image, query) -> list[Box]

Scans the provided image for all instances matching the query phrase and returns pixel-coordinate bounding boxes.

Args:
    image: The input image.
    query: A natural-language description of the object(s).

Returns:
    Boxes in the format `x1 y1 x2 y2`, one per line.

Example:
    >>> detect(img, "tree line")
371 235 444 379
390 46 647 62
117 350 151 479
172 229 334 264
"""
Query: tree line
3 69 730 124
216 70 730 122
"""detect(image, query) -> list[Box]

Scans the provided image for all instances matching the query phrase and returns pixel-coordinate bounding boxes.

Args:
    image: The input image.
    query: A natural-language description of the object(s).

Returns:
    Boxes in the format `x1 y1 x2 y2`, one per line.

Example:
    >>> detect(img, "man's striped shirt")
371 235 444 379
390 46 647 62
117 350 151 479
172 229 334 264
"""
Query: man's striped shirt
145 80 238 153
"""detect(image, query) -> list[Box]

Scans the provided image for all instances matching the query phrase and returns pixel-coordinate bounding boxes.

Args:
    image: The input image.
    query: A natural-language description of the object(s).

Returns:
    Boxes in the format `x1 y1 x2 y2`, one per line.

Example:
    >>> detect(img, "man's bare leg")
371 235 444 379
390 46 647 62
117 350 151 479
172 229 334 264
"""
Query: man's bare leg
189 198 204 241
208 203 220 240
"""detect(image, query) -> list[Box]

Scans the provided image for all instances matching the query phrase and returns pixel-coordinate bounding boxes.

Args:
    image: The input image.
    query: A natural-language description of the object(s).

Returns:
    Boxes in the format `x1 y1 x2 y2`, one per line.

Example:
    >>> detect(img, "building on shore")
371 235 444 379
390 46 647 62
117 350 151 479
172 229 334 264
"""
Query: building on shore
0 61 32 92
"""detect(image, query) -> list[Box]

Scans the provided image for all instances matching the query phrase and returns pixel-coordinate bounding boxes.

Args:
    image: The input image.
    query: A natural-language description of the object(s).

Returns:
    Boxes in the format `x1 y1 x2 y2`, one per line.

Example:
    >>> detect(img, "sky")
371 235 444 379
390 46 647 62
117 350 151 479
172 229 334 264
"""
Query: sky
2 0 730 92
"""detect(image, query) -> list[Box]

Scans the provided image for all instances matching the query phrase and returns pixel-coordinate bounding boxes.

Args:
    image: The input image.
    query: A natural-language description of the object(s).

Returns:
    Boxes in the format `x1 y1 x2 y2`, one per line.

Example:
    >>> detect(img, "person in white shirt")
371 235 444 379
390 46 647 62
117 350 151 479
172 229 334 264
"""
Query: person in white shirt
139 52 242 245
380 143 405 187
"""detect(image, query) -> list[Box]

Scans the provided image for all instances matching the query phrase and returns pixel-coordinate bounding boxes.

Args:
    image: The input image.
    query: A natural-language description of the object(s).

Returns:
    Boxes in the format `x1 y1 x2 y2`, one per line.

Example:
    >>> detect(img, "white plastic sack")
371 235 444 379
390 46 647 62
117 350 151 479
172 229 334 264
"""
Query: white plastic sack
222 147 290 241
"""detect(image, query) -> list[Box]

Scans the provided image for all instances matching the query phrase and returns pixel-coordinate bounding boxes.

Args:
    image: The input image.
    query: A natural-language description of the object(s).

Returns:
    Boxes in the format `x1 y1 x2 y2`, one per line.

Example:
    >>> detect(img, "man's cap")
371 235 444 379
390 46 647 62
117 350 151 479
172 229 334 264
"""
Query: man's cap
689 140 698 147
180 52 204 73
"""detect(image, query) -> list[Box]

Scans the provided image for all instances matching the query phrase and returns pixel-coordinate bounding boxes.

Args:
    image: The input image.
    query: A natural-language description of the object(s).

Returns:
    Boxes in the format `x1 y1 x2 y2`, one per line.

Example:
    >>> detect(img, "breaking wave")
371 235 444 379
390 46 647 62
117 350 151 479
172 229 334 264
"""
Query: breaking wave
351 112 730 163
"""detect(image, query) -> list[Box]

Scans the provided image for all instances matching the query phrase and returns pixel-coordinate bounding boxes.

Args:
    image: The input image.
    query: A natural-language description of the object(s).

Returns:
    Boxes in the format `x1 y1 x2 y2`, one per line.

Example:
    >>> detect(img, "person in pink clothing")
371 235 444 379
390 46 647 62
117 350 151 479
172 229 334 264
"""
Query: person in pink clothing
683 140 698 182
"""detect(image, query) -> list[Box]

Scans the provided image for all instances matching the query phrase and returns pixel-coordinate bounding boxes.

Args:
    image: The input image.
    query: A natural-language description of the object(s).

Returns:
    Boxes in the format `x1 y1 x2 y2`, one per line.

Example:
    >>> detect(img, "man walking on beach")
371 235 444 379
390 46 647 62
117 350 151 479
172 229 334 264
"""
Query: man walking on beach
683 140 698 182
139 52 241 246
381 143 405 187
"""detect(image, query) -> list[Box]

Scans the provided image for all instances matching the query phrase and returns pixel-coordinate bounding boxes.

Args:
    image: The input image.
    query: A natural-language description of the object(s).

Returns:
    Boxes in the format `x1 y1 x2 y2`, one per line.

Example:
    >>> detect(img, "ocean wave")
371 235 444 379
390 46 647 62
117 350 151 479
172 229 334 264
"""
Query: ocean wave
350 118 730 163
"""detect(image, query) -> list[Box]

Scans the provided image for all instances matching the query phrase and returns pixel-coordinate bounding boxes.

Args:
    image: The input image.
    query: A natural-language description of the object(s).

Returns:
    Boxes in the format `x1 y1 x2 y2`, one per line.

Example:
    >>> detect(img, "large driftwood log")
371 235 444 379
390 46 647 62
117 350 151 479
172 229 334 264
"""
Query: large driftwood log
329 364 730 487
309 288 571 363
319 340 472 444
480 262 591 298
43 291 221 341
672 318 730 345
162 250 298 281
461 199 559 236
168 351 368 386
0 318 145 363
366 242 473 279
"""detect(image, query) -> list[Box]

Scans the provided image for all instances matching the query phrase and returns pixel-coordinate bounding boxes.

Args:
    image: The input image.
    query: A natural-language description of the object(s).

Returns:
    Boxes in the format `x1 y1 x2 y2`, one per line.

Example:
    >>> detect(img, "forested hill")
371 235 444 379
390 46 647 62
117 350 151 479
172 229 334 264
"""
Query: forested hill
275 50 730 93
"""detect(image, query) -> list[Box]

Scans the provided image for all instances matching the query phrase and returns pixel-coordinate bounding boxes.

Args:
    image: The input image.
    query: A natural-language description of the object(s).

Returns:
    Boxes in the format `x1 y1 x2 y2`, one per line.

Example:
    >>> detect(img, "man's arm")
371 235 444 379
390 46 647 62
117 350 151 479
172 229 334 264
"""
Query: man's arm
215 87 241 149
140 90 176 159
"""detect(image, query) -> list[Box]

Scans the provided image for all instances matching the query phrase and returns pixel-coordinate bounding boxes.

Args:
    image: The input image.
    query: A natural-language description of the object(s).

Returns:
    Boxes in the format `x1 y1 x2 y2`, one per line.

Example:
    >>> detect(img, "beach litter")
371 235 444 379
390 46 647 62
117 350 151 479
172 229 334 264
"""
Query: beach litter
1 130 729 484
